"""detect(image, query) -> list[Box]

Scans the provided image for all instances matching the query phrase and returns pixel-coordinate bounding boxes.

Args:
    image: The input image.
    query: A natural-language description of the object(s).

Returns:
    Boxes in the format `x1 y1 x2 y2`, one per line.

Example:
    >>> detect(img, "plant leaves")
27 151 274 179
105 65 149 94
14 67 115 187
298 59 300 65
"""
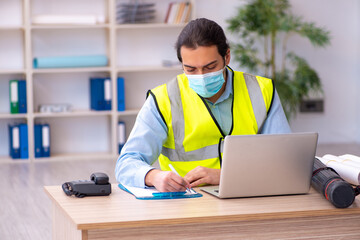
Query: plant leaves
227 0 330 119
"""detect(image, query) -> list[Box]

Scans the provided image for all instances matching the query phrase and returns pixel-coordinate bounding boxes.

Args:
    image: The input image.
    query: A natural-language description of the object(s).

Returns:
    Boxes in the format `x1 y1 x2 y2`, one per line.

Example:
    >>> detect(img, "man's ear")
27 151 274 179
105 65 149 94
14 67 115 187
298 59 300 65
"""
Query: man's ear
225 49 231 65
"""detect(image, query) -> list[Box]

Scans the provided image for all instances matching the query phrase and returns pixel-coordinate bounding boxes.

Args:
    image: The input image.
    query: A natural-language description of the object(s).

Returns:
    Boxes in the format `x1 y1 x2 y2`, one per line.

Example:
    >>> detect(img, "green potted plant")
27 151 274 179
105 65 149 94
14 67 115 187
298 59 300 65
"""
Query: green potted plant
227 0 331 119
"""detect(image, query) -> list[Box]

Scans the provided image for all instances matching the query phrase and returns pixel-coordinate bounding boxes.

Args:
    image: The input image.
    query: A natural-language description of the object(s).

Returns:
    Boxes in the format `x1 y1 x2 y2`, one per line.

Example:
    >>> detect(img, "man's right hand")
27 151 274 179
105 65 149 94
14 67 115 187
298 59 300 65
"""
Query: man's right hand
145 169 190 192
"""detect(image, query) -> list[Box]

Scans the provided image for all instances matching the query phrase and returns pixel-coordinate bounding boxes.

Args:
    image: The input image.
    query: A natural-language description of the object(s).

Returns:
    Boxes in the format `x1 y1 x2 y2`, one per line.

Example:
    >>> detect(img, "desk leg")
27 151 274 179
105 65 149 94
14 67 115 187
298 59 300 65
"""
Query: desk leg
52 202 87 240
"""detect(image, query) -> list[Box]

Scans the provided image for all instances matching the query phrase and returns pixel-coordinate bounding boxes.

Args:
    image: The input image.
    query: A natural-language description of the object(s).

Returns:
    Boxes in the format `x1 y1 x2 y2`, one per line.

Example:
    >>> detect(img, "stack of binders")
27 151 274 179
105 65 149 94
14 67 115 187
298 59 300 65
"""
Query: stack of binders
8 123 51 159
90 77 112 111
8 123 28 159
90 77 126 111
34 124 51 158
9 80 27 114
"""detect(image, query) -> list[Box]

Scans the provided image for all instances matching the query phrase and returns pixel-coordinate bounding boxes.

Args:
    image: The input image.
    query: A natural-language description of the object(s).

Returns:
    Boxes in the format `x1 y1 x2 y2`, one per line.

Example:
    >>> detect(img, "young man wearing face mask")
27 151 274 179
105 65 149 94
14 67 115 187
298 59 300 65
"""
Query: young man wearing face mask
115 18 291 192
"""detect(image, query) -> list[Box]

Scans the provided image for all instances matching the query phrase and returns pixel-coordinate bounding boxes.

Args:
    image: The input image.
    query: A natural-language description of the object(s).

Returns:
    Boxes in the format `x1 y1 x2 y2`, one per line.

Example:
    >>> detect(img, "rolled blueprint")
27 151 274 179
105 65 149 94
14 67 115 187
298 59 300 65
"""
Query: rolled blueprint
312 158 356 208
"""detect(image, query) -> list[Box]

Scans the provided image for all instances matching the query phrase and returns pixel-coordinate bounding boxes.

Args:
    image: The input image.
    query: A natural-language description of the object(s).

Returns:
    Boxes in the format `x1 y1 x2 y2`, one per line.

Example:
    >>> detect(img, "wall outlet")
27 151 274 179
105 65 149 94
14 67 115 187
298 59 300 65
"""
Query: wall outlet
300 99 324 113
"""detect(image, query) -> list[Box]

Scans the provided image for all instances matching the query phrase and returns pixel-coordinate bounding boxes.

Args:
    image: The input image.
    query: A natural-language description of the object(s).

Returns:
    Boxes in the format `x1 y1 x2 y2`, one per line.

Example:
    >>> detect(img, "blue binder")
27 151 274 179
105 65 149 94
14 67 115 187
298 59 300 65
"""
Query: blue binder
8 125 20 159
90 78 98 110
19 124 28 159
34 124 43 158
90 78 105 110
117 77 125 111
118 121 126 154
90 78 97 110
103 78 112 110
18 80 27 113
42 124 51 157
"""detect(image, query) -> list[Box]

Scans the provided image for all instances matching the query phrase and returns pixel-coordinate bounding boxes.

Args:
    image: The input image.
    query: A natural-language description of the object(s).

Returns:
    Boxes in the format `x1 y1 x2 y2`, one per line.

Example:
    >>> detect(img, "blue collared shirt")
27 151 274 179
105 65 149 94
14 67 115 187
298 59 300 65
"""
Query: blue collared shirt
115 69 291 187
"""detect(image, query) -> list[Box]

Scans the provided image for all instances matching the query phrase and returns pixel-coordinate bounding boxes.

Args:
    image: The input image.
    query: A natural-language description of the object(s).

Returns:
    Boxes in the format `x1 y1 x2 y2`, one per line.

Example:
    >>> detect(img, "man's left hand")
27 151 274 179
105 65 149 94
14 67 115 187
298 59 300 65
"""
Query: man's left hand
184 167 220 187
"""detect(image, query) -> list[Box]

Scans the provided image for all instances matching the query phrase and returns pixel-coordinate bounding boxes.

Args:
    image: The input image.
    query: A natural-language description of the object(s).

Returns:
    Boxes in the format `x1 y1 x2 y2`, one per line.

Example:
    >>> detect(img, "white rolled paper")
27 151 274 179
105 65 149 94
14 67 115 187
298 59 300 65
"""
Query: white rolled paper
339 154 360 163
323 154 360 168
317 156 360 185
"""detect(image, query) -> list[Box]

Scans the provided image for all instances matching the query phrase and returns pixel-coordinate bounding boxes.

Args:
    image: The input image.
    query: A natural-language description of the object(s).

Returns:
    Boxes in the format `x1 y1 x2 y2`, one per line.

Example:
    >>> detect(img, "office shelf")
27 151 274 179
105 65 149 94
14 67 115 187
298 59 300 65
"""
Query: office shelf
117 65 182 73
116 23 187 29
33 152 116 162
0 26 24 30
32 67 111 74
31 24 110 30
0 113 27 119
0 0 195 162
0 69 26 75
117 109 140 116
0 157 28 163
33 110 112 118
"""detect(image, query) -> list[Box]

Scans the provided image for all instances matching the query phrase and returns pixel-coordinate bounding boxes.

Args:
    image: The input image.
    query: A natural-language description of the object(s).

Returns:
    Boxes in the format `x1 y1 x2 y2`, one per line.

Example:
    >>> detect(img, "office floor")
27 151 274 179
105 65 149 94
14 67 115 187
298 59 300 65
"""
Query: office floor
1 143 360 240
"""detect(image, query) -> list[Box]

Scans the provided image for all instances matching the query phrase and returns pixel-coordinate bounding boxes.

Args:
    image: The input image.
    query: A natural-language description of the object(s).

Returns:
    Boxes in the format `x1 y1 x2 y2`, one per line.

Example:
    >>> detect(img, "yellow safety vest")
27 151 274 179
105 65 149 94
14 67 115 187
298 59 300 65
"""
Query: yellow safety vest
148 67 274 176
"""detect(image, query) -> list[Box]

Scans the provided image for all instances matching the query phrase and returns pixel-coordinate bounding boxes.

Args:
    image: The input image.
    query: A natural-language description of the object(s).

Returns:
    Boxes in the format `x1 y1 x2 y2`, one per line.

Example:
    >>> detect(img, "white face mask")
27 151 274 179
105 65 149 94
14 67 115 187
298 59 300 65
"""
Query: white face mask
186 67 226 98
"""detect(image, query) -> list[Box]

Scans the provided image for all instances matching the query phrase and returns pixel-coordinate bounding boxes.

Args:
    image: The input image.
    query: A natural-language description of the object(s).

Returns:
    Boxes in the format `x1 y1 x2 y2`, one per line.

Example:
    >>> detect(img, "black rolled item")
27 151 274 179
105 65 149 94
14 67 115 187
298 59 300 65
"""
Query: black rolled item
311 157 357 208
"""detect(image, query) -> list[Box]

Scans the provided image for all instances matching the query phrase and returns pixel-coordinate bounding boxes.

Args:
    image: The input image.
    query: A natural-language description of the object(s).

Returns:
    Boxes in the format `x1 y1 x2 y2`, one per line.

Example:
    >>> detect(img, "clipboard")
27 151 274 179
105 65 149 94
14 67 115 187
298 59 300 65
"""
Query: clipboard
118 183 202 200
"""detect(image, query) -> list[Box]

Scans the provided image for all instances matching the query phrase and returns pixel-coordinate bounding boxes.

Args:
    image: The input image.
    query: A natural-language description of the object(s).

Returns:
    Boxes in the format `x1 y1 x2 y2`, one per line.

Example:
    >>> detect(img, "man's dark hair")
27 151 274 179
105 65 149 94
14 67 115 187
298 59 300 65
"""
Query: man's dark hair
175 18 230 62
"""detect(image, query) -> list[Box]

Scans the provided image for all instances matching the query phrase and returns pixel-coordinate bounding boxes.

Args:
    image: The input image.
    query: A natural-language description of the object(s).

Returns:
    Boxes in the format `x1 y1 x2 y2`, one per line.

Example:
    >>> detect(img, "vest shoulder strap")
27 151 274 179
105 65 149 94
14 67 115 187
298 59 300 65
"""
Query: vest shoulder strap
242 73 271 133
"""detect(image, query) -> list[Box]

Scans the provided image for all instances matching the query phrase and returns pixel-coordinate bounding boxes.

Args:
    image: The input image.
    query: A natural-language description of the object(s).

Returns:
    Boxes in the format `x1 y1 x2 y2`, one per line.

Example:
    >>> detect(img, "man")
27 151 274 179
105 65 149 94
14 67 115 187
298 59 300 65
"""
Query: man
115 18 291 192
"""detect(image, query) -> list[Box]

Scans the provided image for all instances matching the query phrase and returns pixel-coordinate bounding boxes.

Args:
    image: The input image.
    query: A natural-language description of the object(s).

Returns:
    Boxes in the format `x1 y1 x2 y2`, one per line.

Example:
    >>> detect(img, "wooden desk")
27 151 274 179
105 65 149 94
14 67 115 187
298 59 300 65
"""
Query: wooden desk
44 184 360 240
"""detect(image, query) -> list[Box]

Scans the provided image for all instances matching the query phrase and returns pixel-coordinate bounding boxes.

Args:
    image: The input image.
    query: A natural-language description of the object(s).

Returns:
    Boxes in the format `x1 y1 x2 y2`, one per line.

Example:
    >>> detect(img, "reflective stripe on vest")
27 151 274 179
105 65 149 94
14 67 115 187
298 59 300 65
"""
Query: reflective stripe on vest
243 73 267 132
160 71 268 162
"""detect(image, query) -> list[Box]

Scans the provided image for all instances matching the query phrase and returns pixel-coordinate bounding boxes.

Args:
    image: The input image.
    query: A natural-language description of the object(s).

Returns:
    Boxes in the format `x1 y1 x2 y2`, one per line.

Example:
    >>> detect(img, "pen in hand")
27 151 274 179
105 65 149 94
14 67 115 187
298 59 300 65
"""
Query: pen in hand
168 164 195 194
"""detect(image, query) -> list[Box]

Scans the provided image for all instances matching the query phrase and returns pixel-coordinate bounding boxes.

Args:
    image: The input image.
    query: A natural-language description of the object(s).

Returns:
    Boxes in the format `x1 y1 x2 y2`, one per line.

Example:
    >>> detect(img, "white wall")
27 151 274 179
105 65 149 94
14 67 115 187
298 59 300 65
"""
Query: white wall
196 0 360 144
1 0 358 148
288 0 359 144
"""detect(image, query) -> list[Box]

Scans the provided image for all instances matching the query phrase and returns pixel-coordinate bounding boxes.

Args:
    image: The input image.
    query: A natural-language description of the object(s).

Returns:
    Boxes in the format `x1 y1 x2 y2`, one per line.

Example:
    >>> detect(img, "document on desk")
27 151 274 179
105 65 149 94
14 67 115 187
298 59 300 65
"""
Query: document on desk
118 183 202 200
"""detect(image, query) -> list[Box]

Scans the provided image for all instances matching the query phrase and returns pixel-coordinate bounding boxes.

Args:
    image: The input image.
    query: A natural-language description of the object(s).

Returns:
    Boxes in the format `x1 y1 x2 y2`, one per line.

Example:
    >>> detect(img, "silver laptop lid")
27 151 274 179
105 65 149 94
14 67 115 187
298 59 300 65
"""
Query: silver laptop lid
217 133 318 198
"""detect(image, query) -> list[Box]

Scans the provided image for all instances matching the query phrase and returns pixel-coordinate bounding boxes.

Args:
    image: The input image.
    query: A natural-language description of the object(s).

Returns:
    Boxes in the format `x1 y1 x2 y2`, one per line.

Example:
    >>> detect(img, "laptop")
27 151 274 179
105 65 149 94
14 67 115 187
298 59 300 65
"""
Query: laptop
200 132 318 198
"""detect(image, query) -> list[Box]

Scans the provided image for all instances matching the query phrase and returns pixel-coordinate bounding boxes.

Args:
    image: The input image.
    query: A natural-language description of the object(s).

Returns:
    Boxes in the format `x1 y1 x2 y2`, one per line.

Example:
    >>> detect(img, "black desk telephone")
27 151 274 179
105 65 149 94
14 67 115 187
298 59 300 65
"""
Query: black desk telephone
62 172 111 198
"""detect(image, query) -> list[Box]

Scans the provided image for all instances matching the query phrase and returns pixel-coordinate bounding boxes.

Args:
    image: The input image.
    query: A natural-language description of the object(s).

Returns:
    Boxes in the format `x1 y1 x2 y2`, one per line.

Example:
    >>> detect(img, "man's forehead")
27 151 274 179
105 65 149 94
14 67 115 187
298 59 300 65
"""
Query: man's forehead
180 46 220 67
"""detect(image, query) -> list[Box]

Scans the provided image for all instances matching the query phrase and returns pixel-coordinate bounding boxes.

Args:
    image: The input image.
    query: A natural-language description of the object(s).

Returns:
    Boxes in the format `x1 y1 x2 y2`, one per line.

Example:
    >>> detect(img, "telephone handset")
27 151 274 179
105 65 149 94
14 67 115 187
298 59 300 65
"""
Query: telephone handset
62 172 111 198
